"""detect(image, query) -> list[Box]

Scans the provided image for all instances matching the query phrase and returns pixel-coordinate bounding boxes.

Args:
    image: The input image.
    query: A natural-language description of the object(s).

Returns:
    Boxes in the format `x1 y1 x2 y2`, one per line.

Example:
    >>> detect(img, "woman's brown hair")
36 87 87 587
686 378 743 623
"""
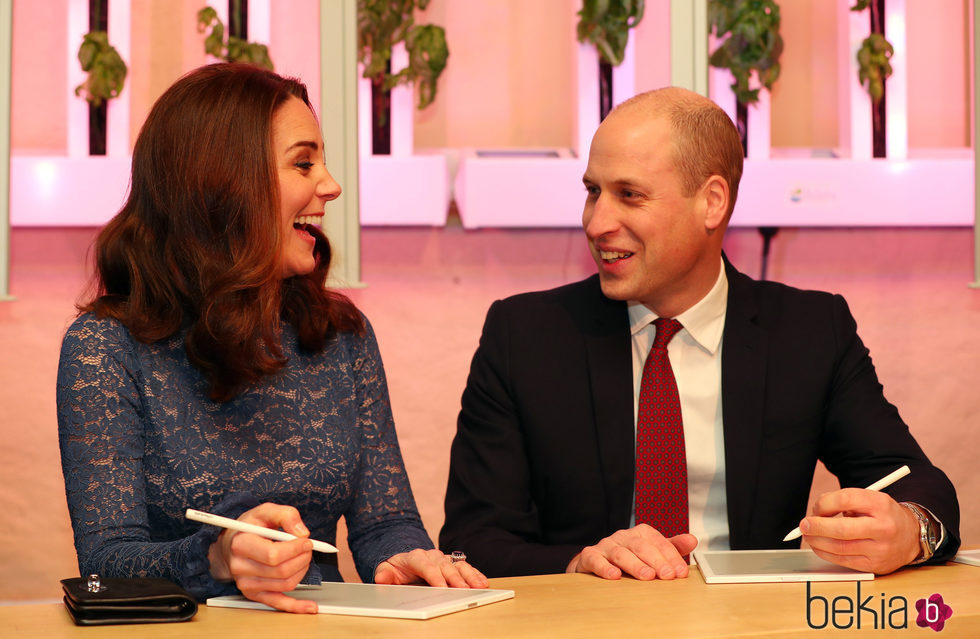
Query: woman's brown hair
81 63 364 401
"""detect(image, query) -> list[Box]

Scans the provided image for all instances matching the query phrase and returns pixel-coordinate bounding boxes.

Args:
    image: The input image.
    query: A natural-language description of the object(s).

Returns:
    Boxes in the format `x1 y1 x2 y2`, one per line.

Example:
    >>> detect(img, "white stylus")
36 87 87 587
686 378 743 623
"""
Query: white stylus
782 465 911 542
186 508 338 553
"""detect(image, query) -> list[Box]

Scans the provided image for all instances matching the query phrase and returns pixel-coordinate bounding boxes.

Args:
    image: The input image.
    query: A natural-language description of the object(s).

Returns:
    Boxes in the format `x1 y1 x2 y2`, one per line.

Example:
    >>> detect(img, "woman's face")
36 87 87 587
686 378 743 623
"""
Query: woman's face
271 96 341 278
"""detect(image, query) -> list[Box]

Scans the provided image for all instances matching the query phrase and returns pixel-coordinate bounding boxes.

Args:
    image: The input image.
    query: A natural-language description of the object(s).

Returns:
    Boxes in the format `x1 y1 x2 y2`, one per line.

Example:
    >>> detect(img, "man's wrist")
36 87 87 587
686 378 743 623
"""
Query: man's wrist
900 502 941 565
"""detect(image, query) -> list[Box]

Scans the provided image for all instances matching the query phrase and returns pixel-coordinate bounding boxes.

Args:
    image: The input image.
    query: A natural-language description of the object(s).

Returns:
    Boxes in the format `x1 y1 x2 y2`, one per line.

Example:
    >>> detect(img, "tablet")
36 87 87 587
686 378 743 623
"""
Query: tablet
693 549 875 584
951 549 980 567
207 582 515 620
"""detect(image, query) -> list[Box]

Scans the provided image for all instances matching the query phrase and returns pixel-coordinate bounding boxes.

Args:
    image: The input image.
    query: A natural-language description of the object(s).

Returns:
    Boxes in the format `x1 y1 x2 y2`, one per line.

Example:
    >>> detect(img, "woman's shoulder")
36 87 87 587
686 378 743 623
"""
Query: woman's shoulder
63 312 134 349
290 311 380 367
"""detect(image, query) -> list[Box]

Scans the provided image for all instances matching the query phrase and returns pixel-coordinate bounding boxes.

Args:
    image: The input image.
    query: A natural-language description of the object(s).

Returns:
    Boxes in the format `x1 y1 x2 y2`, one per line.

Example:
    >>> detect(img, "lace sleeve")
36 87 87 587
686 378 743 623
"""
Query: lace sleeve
56 315 240 600
343 318 434 581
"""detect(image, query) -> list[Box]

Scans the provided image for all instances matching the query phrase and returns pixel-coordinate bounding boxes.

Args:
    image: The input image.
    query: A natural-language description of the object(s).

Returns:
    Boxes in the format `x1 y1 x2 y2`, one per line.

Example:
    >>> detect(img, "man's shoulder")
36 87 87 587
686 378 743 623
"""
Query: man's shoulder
726 263 850 331
497 274 603 308
491 274 625 322
727 262 841 308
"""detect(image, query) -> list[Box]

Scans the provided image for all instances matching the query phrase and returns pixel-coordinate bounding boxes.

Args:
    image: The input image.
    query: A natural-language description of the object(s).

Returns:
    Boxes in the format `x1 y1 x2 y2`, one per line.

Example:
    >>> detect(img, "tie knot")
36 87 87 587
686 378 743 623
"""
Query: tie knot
652 318 682 350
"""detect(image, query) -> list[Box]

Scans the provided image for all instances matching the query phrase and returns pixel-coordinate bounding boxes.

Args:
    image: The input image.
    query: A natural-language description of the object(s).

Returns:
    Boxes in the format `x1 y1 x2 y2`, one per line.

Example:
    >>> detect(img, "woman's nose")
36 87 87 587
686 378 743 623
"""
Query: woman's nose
316 166 342 202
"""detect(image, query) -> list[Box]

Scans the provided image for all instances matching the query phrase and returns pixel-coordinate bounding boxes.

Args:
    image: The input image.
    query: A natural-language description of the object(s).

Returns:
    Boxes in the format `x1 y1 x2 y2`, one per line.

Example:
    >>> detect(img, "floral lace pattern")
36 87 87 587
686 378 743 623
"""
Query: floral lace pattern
57 313 432 600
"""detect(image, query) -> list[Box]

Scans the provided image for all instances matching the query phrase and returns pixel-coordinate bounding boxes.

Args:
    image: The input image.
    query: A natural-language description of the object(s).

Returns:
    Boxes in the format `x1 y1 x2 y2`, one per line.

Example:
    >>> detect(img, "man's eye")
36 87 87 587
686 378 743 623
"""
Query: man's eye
585 185 599 196
621 190 637 198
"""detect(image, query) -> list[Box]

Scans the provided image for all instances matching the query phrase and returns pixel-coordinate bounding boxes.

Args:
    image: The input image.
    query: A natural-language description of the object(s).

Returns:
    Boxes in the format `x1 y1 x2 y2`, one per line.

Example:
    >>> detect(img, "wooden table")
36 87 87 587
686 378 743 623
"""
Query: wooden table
3 563 978 638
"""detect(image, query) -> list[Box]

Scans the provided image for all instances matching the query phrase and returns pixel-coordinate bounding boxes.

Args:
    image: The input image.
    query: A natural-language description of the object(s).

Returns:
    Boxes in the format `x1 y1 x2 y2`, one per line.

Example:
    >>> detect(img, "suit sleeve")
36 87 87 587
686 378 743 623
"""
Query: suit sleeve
818 294 960 563
439 300 585 577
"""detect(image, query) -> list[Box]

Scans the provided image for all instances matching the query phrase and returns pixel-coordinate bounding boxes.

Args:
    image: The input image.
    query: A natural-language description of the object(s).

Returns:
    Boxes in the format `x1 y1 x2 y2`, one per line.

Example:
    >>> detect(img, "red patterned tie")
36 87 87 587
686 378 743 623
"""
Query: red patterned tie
635 318 688 537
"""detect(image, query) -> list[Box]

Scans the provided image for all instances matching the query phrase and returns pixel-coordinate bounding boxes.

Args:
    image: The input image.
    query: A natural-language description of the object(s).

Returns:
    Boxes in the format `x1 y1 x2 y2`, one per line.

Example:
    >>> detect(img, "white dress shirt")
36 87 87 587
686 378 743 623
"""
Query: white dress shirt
627 260 730 551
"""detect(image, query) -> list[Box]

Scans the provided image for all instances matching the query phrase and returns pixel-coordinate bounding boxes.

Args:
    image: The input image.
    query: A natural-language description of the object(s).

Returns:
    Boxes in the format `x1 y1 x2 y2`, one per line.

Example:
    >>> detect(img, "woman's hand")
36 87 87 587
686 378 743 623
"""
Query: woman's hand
207 503 318 613
374 548 489 589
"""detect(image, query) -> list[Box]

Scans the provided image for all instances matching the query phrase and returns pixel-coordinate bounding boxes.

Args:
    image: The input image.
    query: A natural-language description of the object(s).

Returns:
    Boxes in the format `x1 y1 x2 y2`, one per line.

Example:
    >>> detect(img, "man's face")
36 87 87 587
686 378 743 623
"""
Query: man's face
582 110 717 317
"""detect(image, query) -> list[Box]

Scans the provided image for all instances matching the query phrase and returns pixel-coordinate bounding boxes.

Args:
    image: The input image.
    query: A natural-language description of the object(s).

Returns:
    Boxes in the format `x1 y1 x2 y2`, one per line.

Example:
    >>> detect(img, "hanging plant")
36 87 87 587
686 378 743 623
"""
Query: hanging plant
576 0 645 121
707 0 783 106
197 5 274 70
576 0 645 67
358 0 448 110
74 31 128 108
357 0 449 154
851 0 892 104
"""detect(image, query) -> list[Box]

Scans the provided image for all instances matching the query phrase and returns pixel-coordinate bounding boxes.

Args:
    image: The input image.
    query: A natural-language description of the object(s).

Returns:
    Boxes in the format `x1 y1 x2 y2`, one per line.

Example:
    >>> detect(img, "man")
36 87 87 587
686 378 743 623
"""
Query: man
440 87 959 581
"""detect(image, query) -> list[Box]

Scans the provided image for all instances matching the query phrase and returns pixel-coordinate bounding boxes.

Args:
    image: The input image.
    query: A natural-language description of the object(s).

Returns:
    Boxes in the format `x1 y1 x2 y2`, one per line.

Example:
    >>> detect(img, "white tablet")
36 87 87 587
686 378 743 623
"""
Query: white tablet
207 582 515 620
693 549 875 584
951 549 980 567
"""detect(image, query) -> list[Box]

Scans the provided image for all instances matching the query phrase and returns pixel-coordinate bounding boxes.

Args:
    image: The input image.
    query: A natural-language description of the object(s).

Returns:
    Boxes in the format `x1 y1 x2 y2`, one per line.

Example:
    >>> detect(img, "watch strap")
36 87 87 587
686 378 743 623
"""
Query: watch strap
900 502 937 565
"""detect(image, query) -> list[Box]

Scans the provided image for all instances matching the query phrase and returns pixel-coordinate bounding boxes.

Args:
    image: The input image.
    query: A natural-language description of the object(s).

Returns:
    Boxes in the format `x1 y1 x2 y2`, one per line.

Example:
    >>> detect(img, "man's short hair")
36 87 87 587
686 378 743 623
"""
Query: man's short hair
613 88 744 216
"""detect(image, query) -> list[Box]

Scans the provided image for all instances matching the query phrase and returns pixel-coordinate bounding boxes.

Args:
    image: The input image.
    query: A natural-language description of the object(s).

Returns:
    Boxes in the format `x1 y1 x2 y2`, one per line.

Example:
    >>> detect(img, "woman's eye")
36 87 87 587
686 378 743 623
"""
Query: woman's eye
295 161 314 171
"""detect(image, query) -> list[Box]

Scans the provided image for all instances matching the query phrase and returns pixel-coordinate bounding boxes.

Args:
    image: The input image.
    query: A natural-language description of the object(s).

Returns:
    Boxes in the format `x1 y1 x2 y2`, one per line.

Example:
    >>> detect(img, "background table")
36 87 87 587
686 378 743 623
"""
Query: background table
3 562 978 638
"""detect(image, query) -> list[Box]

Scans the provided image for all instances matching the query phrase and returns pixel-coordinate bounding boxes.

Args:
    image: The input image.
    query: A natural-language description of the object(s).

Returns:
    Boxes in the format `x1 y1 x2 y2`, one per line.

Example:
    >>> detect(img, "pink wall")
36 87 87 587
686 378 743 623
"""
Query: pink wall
906 0 971 148
11 0 69 154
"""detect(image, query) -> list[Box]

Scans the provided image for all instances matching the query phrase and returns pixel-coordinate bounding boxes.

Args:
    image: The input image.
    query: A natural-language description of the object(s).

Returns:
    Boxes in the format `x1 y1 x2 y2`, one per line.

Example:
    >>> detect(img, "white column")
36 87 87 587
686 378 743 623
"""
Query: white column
670 0 708 96
319 0 362 287
0 0 12 300
972 0 979 288
67 0 88 157
248 0 271 44
389 43 413 157
356 43 412 158
708 50 770 158
611 37 636 108
574 41 600 159
841 0 872 159
106 0 130 158
68 0 132 157
884 0 907 160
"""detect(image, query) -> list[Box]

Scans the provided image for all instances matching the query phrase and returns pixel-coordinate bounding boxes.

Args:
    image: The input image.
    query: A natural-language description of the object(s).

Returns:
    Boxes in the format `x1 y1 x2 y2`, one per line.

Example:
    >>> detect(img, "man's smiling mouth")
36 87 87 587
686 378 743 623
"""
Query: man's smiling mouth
599 250 633 263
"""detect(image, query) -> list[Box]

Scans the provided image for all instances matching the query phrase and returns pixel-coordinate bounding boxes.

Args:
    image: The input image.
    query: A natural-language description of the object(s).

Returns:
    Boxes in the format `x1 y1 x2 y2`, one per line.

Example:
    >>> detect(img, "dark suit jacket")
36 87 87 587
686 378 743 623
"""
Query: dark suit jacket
440 260 960 577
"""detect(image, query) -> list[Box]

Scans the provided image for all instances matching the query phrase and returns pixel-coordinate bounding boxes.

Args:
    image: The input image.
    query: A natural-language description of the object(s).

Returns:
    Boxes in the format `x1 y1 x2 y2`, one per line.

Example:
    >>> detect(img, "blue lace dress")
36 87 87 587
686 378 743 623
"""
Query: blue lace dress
56 313 433 600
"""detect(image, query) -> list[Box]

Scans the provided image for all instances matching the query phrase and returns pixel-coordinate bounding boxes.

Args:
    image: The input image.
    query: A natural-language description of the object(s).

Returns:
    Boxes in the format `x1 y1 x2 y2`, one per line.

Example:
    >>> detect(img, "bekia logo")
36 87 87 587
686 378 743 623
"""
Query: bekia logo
915 594 953 632
806 582 954 631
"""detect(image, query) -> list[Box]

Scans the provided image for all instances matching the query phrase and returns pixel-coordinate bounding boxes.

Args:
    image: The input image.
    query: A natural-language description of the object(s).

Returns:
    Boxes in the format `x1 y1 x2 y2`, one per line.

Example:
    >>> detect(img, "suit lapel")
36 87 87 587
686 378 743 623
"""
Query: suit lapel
721 261 768 549
578 277 634 532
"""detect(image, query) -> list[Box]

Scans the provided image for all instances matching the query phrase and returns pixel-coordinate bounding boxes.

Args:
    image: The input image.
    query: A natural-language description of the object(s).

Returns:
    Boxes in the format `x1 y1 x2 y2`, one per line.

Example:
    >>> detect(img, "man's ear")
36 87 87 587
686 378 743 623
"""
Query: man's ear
701 175 730 231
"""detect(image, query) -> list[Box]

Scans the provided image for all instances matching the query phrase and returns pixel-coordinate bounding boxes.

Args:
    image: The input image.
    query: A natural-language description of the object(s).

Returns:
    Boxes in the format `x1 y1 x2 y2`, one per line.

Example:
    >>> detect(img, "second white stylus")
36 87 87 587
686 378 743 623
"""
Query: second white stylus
782 464 911 542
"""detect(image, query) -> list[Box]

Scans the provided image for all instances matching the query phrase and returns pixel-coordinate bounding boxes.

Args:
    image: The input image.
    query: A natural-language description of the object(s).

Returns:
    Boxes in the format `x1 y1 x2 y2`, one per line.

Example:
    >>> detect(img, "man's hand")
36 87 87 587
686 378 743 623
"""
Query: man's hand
800 488 921 575
566 524 698 580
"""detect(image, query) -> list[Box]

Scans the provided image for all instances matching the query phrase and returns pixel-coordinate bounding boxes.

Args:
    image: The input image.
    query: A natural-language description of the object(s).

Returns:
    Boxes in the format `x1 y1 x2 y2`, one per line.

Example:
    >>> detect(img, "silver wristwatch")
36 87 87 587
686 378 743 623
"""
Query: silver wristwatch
901 502 938 565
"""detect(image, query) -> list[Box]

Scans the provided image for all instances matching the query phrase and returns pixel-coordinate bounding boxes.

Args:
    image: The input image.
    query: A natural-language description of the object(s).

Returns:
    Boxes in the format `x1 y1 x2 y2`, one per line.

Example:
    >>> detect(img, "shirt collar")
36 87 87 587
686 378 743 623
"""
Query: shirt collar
627 259 728 355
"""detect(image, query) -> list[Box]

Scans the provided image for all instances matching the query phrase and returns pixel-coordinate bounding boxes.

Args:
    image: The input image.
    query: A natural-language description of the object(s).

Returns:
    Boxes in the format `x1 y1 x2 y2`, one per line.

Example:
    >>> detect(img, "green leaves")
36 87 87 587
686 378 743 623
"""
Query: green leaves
856 33 893 104
708 0 783 106
576 0 646 66
196 6 274 70
357 0 448 110
74 31 128 107
403 24 449 109
850 1 892 104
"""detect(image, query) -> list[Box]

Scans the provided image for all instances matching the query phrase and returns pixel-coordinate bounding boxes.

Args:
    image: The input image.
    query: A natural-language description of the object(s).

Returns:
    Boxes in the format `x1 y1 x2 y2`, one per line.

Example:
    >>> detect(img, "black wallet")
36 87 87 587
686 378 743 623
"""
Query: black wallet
60 575 198 626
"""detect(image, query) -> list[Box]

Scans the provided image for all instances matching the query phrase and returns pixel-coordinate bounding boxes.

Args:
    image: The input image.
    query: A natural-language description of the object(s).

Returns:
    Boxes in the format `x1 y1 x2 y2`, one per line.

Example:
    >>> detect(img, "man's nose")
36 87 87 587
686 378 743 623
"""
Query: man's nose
584 193 617 238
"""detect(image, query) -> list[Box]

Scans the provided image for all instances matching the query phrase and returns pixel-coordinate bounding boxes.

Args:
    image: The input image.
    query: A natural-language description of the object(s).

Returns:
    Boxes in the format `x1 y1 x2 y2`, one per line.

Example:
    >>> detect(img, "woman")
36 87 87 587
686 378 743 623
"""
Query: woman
57 63 486 614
